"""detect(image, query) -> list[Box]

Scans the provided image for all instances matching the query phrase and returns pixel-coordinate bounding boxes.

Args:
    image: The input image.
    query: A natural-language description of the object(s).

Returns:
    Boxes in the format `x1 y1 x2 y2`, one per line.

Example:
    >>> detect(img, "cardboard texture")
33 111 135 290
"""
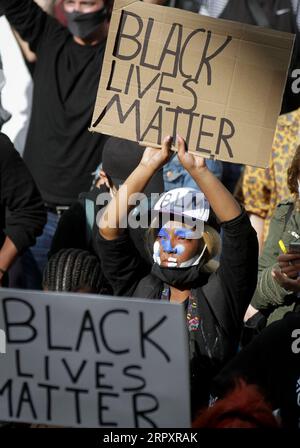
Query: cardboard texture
90 0 294 167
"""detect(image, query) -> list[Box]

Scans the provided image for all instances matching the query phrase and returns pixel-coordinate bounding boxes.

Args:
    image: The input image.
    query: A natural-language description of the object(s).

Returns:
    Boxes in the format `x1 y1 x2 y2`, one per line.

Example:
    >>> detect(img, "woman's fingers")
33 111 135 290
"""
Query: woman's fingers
272 268 300 292
161 135 173 161
278 253 300 263
177 134 186 153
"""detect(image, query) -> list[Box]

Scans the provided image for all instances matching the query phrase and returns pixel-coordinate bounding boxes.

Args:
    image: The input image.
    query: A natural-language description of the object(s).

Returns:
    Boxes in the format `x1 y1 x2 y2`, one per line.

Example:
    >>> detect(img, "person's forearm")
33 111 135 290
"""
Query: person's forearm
1 0 47 51
99 164 156 240
249 213 265 255
0 237 18 284
34 0 55 15
188 165 241 222
255 265 289 307
12 29 37 63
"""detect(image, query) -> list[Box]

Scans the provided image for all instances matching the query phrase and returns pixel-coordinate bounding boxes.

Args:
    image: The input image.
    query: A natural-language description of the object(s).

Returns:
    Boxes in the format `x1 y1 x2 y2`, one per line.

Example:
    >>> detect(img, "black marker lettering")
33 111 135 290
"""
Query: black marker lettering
195 32 232 84
156 23 183 77
124 63 135 95
92 94 141 141
136 66 160 99
46 305 72 351
15 349 33 378
0 379 13 417
95 362 114 389
196 114 216 154
98 392 119 426
3 298 37 344
123 365 146 392
139 313 170 362
156 73 174 106
62 358 88 383
215 117 235 158
132 392 159 428
100 309 130 355
107 60 122 93
75 311 100 353
113 11 143 60
140 106 163 144
65 387 89 425
16 382 37 420
38 383 60 421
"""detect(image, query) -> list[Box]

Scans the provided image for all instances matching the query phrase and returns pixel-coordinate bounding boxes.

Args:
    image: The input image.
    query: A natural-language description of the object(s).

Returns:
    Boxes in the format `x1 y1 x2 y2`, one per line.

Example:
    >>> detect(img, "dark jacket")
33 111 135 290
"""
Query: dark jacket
251 200 300 324
212 312 300 428
0 132 46 252
96 210 258 410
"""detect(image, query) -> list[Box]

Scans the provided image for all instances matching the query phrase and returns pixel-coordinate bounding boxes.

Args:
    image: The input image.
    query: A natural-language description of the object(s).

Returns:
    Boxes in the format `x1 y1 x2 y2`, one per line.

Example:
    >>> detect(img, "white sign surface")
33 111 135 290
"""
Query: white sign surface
0 289 190 428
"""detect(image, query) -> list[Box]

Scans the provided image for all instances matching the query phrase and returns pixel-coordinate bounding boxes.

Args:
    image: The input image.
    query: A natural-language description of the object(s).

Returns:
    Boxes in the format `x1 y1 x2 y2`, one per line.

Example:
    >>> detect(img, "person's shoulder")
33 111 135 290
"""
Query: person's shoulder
0 132 13 148
281 311 300 329
273 200 294 217
37 15 70 49
260 311 300 345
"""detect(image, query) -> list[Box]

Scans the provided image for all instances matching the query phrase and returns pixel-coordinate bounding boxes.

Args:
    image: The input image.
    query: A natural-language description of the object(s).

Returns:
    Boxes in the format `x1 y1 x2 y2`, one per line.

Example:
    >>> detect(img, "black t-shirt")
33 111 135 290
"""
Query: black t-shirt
1 0 107 204
0 132 46 252
212 312 300 428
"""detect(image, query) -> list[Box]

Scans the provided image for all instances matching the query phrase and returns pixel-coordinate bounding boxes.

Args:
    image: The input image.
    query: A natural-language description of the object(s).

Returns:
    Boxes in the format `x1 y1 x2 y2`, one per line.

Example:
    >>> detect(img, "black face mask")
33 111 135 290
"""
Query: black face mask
151 263 210 289
66 7 107 39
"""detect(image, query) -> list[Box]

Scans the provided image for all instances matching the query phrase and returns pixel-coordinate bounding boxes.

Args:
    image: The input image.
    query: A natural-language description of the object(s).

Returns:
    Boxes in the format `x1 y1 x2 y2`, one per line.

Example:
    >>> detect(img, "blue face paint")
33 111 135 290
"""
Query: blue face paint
174 244 185 255
158 228 169 238
174 228 195 239
158 227 187 255
161 238 174 253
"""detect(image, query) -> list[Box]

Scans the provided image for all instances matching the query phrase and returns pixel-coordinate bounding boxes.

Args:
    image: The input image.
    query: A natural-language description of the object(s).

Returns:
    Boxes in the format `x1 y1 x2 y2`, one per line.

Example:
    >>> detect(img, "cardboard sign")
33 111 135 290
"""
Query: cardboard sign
0 289 190 428
90 0 294 167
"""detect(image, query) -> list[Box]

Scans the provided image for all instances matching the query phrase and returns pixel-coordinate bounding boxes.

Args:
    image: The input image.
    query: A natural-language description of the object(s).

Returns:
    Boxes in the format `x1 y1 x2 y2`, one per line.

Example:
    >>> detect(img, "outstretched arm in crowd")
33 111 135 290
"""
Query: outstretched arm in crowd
176 135 241 223
0 0 58 53
99 135 173 240
11 0 56 64
99 135 242 241
0 133 46 284
0 237 17 286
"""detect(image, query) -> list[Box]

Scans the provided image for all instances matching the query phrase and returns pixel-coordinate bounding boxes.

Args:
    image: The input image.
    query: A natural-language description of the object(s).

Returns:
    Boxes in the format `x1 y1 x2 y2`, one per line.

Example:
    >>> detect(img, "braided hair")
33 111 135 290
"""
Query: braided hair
43 249 105 294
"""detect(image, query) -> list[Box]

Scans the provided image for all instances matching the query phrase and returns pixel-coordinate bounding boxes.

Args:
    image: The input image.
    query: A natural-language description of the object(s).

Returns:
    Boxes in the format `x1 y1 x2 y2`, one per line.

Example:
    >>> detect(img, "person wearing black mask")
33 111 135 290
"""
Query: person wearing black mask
63 0 109 44
0 0 112 289
96 135 258 416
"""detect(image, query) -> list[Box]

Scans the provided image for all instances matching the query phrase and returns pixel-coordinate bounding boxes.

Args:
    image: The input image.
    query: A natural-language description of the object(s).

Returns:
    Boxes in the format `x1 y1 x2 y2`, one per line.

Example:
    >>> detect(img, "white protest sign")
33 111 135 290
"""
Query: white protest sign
0 289 190 428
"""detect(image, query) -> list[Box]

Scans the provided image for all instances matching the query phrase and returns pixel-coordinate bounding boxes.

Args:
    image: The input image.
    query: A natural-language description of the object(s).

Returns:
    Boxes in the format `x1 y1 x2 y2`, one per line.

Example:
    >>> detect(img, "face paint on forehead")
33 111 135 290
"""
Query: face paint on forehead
174 228 197 239
158 227 169 238
159 221 202 239
157 228 186 255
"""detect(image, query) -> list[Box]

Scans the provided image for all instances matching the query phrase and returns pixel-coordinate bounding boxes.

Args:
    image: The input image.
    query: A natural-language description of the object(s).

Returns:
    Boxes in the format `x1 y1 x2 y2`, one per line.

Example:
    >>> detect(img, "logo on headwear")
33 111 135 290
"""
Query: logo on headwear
154 188 210 223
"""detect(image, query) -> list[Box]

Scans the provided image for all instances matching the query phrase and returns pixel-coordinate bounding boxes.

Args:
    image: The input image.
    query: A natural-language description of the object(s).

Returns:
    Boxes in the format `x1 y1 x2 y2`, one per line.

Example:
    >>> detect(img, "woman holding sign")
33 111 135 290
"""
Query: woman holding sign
96 135 258 414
